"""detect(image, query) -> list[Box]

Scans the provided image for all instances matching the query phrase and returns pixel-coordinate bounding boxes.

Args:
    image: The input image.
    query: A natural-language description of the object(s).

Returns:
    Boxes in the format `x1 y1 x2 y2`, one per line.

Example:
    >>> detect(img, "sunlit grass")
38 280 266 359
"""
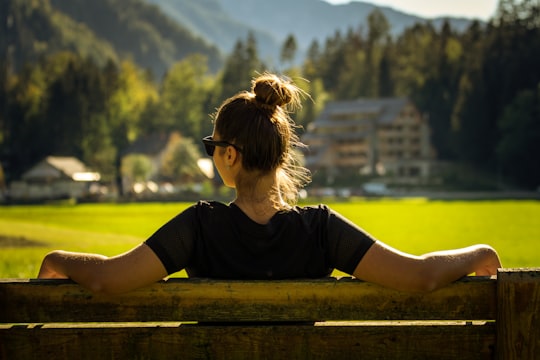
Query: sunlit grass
329 199 540 267
0 199 538 278
0 202 188 278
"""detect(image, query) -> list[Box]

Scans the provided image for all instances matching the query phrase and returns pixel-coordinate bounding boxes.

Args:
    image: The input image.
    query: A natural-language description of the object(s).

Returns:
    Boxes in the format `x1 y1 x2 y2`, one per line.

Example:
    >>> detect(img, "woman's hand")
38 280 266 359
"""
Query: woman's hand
470 245 502 276
38 250 71 279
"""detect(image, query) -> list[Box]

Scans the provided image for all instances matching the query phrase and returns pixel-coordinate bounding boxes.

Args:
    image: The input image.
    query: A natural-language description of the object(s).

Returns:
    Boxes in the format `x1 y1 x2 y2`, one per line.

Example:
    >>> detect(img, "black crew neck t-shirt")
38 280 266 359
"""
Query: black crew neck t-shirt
145 201 375 279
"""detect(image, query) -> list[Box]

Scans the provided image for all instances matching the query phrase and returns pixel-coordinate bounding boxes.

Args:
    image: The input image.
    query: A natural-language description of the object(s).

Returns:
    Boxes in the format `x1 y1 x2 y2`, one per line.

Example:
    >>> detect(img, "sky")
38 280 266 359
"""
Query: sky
324 0 499 21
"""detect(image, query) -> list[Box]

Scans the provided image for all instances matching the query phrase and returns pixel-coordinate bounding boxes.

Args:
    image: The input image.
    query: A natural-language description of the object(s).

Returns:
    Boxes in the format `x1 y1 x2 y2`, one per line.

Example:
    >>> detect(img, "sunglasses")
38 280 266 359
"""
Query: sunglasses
202 136 242 157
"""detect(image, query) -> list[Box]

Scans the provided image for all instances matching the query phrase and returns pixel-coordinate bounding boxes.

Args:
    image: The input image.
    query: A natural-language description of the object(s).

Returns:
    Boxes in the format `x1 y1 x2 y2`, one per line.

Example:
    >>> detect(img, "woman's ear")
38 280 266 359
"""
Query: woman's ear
226 146 238 166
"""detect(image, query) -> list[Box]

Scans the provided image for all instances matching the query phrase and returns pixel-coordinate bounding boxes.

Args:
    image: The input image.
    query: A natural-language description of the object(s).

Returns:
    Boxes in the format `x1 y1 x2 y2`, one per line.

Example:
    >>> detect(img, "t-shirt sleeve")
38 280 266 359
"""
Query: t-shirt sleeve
326 208 376 275
144 205 197 275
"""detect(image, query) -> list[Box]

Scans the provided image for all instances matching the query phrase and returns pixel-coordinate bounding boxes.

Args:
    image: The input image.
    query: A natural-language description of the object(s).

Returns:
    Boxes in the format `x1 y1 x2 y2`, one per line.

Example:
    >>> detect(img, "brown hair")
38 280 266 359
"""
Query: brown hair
213 73 310 206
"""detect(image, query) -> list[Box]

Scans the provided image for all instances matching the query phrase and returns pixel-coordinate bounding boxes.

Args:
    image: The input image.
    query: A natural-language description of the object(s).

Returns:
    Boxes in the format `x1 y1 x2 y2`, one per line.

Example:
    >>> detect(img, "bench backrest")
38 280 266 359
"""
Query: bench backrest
1 268 539 360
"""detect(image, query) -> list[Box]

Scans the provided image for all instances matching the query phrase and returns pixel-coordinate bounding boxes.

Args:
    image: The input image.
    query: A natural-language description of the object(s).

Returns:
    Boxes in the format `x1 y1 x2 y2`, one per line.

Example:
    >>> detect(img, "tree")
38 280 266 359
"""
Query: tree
160 137 203 184
319 30 345 94
451 71 492 165
280 34 298 68
41 56 118 182
397 21 465 161
121 154 153 183
219 32 265 100
378 44 394 97
446 21 487 166
303 40 321 80
3 53 111 178
5 57 53 177
334 28 369 99
450 0 540 175
365 9 391 96
106 60 158 193
495 0 540 27
496 85 540 189
367 9 391 48
158 54 213 140
107 60 158 146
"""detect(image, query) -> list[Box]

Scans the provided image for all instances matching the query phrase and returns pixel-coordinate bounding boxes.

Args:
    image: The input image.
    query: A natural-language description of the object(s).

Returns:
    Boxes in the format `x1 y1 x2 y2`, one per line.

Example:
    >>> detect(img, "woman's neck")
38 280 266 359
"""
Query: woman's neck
233 172 290 224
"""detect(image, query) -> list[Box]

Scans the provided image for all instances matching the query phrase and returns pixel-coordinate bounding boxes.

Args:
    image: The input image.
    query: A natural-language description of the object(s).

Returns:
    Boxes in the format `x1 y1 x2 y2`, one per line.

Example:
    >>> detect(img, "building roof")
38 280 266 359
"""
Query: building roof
22 156 98 182
317 97 409 125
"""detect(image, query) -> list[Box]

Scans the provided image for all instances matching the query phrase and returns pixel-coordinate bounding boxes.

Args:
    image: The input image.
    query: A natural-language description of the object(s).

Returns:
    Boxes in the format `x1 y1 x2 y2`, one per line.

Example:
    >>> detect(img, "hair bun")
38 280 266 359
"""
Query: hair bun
252 73 297 110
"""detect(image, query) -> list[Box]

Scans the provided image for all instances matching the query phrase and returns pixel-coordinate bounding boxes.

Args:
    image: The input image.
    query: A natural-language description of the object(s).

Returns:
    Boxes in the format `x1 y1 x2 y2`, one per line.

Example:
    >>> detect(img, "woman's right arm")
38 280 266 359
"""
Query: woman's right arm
38 243 168 295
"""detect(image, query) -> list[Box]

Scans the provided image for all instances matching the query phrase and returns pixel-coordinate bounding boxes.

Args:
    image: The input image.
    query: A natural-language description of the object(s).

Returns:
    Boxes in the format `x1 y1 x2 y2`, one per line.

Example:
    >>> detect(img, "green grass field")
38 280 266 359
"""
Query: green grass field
0 199 539 278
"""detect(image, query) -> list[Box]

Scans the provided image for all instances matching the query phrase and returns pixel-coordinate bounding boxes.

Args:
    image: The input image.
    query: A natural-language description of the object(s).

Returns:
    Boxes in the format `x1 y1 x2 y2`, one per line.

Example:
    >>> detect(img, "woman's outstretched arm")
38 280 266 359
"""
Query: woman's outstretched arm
38 243 168 295
353 241 502 292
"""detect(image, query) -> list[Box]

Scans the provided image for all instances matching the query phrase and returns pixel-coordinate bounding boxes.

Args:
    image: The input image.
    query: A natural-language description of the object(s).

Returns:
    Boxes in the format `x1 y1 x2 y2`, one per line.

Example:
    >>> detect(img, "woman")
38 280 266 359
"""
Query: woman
38 73 502 294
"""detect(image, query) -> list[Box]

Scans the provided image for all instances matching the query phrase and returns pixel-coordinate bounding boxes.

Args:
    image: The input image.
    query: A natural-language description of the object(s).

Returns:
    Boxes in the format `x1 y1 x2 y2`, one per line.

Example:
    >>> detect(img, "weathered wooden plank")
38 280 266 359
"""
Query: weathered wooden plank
496 268 540 360
0 322 496 360
0 277 496 323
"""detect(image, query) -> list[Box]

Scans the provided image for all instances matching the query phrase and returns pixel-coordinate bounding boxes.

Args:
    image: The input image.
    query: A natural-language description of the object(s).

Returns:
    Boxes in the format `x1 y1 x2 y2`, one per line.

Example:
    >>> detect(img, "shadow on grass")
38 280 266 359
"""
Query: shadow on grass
0 235 47 248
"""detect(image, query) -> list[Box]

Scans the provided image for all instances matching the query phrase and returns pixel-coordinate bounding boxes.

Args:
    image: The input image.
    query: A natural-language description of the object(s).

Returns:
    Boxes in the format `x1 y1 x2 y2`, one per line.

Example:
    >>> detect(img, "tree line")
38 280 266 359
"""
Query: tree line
1 0 539 191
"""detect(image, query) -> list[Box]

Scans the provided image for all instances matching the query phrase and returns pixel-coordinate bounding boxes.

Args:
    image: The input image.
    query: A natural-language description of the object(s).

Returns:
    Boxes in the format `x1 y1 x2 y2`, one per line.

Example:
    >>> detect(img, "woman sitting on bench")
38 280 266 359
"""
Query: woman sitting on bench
38 73 502 294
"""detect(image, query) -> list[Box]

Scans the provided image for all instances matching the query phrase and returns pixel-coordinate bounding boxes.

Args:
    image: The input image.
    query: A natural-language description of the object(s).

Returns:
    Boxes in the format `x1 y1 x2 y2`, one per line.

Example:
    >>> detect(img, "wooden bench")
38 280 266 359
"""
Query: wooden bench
1 268 539 359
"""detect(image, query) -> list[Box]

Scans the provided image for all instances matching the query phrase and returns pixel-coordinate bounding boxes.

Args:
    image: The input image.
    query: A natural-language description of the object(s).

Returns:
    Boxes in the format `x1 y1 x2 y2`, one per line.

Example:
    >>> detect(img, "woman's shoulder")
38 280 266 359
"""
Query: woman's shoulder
174 200 231 219
192 200 232 213
194 200 229 208
288 203 333 220
292 203 331 213
173 200 234 225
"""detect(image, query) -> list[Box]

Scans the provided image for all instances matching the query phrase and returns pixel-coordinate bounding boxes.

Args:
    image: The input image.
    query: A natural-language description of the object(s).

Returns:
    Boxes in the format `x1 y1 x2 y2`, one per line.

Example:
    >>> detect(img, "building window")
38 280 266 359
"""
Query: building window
409 167 421 176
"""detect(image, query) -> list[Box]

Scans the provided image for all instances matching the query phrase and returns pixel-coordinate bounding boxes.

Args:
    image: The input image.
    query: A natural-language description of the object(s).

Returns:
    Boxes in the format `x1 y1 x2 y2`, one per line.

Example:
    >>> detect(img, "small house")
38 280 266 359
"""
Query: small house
9 156 100 200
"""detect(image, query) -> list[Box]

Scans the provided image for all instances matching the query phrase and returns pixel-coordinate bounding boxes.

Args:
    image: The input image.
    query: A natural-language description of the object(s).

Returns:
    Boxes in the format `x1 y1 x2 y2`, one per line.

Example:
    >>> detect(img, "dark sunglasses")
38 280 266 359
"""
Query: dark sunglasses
202 136 242 157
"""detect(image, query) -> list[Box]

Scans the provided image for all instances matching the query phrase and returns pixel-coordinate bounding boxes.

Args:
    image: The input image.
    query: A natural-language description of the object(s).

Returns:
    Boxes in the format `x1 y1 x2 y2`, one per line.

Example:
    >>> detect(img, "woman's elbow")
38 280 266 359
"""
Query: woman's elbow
82 274 128 295
409 273 440 293
405 261 464 293
397 271 440 293
86 280 128 295
84 277 111 295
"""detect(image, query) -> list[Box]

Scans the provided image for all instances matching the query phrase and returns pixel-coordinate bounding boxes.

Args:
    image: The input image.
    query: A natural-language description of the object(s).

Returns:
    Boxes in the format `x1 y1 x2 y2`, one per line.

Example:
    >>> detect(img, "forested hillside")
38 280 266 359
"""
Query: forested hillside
1 0 119 70
0 0 538 192
1 0 222 76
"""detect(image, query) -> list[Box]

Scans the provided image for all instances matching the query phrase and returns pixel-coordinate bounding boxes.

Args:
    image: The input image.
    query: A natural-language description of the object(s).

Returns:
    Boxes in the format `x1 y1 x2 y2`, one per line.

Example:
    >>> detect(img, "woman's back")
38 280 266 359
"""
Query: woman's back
145 201 375 279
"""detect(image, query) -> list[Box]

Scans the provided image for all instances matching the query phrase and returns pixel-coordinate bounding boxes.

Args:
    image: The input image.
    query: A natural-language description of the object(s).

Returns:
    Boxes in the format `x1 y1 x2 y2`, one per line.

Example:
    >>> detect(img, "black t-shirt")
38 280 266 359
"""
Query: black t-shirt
145 201 375 279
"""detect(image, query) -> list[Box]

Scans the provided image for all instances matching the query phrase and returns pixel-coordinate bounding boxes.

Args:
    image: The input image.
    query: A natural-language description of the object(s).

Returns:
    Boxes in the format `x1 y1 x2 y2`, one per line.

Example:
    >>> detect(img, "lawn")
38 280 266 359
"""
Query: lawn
0 199 538 278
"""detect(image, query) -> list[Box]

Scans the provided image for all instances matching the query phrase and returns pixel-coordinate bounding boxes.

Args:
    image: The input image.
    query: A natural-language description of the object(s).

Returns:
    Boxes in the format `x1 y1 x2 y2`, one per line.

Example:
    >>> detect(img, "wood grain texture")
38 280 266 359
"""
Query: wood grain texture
496 268 540 360
1 322 496 360
0 277 496 323
4 270 540 359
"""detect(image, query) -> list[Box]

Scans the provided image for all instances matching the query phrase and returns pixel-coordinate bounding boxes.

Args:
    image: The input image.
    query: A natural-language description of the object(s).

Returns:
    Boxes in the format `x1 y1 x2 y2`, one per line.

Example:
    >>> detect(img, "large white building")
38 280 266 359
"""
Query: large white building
302 98 435 184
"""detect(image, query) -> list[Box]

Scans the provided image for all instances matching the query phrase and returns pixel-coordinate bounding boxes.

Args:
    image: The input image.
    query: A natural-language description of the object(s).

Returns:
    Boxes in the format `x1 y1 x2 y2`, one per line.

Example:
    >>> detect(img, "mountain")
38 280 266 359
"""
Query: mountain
2 0 223 76
218 0 473 44
145 0 277 61
147 0 476 63
2 0 477 77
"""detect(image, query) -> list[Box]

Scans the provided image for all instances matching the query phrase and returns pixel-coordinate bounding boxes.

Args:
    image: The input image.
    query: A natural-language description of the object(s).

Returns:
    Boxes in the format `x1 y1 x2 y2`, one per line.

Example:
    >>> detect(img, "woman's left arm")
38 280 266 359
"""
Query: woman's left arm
353 241 502 292
38 243 168 295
